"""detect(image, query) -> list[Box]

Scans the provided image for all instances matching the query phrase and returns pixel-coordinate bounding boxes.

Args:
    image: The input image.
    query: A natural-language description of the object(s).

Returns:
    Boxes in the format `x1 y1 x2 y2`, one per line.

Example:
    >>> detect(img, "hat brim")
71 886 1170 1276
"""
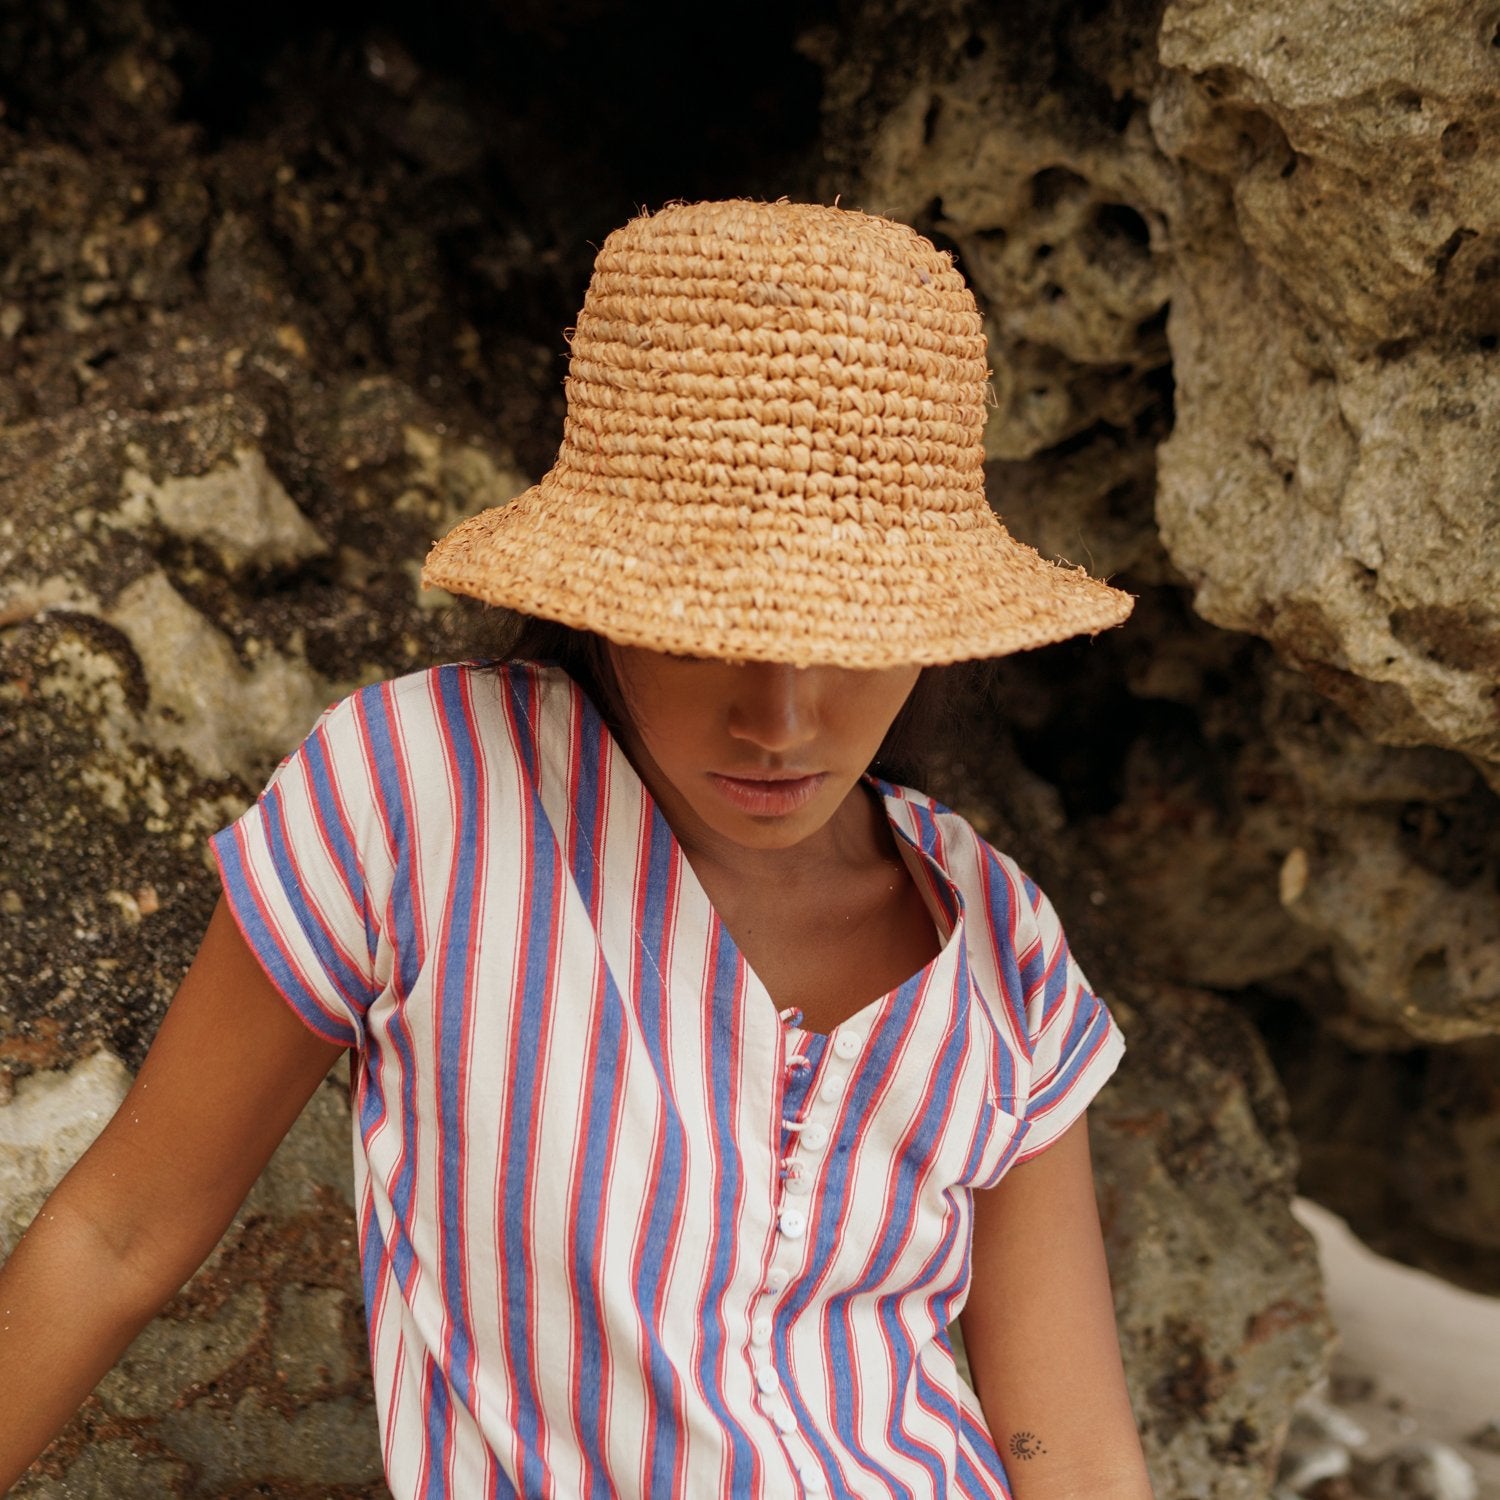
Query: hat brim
421 478 1132 669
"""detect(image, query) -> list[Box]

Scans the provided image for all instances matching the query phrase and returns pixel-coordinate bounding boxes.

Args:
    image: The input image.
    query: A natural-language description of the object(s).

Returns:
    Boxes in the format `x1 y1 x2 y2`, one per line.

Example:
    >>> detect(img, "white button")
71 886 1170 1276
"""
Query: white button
833 1032 860 1060
819 1074 844 1103
800 1466 829 1494
765 1266 789 1292
800 1123 829 1152
755 1365 780 1394
771 1401 797 1433
785 1169 811 1196
751 1315 772 1346
778 1207 807 1239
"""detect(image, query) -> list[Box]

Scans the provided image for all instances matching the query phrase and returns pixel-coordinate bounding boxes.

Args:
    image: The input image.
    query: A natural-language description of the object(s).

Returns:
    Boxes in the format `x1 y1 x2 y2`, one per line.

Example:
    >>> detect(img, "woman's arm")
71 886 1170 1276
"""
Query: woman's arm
0 895 347 1490
959 1113 1154 1500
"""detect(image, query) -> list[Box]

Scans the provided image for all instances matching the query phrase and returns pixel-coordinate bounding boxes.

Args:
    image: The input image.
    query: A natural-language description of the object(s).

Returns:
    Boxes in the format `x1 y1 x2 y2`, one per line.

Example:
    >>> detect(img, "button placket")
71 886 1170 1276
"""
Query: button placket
761 1026 860 1494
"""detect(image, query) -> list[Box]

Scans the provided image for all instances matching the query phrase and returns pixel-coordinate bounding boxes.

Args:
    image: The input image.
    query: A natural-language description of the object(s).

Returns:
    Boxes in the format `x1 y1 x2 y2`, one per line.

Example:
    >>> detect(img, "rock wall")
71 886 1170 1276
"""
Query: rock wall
817 0 1499 1281
0 0 1494 1495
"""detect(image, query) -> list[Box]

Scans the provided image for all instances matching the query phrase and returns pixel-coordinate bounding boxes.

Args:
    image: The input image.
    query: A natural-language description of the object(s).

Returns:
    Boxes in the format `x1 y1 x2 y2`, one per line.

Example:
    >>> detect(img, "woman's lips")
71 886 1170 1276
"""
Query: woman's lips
707 772 828 817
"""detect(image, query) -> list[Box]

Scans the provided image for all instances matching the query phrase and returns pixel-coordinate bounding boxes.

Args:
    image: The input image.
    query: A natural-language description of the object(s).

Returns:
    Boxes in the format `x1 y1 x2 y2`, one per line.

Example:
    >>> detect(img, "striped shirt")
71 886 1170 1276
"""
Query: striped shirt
212 660 1125 1499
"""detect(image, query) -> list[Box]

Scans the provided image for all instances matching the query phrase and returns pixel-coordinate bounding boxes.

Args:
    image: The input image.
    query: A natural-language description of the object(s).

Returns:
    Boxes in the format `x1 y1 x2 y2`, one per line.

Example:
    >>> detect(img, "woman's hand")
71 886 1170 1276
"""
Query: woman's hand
0 895 347 1490
960 1113 1155 1500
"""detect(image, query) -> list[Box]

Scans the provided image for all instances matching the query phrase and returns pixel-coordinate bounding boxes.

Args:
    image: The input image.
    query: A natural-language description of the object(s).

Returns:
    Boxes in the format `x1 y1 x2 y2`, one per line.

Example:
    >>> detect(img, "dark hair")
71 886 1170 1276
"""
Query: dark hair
467 610 993 792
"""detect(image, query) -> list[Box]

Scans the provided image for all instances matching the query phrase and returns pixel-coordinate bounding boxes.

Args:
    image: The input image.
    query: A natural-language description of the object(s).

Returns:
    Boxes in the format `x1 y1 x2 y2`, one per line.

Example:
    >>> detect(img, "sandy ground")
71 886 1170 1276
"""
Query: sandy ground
1294 1198 1500 1497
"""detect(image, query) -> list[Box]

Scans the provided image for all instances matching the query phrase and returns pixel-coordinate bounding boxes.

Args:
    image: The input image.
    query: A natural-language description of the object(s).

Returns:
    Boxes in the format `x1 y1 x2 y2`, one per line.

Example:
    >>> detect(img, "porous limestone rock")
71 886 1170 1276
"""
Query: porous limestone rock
1264 668 1500 1046
1151 0 1500 783
0 1051 131 1254
1272 1028 1500 1293
96 1286 270 1420
272 1285 363 1397
1090 984 1333 1500
819 0 1178 584
4 1063 379 1497
0 394 528 1066
120 445 329 575
816 0 1500 1290
154 1392 386 1492
10 1442 191 1500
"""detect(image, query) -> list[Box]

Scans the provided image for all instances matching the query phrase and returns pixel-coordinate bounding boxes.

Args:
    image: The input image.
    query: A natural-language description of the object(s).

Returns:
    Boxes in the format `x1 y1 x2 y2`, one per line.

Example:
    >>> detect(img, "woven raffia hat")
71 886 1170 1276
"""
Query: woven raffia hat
422 198 1132 667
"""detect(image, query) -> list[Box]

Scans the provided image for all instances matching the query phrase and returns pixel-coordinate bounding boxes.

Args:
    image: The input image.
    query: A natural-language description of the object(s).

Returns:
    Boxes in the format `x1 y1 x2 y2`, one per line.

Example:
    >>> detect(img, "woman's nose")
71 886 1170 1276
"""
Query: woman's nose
726 664 819 753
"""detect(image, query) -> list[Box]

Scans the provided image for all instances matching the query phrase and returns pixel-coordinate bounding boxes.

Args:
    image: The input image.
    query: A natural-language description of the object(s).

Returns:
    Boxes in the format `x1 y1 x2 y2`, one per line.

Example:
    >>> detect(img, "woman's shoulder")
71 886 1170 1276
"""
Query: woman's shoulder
869 774 1044 928
326 657 575 728
868 773 998 868
283 659 582 784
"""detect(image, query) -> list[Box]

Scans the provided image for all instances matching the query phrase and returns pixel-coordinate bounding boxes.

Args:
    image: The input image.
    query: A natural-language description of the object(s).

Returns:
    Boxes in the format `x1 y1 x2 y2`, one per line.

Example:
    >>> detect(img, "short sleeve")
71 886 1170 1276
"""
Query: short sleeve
210 694 384 1049
1011 875 1125 1164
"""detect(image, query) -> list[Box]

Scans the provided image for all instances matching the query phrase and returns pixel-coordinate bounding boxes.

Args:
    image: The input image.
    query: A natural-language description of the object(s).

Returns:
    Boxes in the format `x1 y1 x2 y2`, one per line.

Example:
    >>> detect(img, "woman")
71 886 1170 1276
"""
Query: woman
0 198 1152 1499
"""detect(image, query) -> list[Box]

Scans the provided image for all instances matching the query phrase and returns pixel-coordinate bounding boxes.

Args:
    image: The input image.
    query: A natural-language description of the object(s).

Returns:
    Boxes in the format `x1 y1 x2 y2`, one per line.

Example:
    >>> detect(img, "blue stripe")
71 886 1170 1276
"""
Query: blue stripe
357 1041 391 1152
959 1405 1013 1496
1020 875 1071 1021
1018 945 1048 1000
423 1359 450 1500
1028 995 1110 1109
302 725 381 967
497 671 556 1497
898 801 963 929
508 665 542 784
695 924 761 1493
980 850 1035 1053
566 975 625 1499
868 1000 974 1490
433 669 482 1417
954 1431 1007 1498
566 683 600 916
911 1350 962 1483
358 1194 387 1327
356 684 425 1298
260 784 374 1020
1037 945 1070 1020
631 805 687 1494
554 683 618 1499
209 828 357 1047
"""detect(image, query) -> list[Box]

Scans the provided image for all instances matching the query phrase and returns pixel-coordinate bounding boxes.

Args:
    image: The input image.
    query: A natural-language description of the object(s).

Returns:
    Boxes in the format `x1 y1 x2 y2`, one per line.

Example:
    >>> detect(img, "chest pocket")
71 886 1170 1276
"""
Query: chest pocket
825 980 1030 1199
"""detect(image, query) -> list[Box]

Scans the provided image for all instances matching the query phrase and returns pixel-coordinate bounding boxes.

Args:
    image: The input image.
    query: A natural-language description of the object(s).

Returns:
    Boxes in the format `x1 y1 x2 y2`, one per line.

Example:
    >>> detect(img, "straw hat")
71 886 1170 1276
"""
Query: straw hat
421 198 1132 667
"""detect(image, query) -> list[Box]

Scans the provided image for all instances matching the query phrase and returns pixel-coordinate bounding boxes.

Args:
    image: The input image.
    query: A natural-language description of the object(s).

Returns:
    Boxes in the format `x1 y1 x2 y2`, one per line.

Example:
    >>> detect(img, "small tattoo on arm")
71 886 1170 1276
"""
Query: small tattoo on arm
1008 1431 1048 1461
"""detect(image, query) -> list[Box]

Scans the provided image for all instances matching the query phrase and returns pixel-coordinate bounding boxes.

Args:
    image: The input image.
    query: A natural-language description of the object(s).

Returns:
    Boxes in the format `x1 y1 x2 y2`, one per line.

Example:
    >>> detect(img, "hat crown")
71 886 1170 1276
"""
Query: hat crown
552 199 991 525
